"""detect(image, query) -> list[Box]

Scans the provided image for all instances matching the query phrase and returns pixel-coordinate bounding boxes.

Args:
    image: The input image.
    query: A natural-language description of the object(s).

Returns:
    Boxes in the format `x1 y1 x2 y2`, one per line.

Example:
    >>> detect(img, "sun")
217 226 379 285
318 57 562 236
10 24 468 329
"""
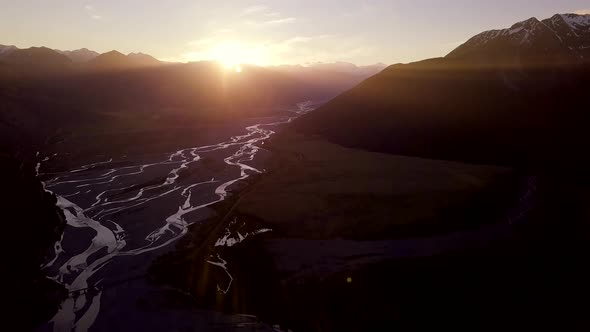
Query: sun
219 59 242 73
218 56 241 71
206 41 268 70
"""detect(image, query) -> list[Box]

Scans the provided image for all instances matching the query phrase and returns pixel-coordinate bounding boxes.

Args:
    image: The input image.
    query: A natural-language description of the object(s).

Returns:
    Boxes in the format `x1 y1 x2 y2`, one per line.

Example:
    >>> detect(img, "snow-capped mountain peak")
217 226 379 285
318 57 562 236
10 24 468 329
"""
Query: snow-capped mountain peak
55 48 100 63
447 13 590 64
0 44 18 56
560 13 590 31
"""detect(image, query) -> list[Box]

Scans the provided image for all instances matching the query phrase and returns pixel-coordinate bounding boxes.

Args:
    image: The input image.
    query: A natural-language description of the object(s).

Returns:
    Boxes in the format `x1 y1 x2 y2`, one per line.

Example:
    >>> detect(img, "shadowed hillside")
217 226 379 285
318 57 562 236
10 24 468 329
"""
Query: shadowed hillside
294 14 590 168
2 151 67 330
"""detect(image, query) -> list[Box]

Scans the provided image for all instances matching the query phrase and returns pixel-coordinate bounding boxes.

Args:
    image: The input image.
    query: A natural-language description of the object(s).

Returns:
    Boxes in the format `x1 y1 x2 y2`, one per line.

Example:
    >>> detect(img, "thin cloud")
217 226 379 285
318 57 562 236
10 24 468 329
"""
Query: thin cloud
284 36 313 44
283 35 333 45
84 4 103 20
245 17 297 27
240 4 296 26
187 38 213 47
574 9 590 15
265 17 296 25
242 5 268 15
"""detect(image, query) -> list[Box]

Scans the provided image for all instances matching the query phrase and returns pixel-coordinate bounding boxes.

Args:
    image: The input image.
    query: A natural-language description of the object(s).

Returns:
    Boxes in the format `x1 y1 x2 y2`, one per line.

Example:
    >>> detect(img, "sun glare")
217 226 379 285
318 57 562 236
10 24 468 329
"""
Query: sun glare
220 60 242 73
221 62 243 73
204 41 268 70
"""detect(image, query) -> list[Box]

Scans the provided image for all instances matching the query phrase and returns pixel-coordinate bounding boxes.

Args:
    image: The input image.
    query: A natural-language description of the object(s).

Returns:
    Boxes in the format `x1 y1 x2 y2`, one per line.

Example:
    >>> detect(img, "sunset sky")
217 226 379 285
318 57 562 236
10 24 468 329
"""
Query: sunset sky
1 0 589 66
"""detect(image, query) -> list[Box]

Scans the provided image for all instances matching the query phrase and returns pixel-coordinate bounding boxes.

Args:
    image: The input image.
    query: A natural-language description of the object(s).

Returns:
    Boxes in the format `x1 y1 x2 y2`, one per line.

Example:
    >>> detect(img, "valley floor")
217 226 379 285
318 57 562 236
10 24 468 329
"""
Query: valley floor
150 130 590 331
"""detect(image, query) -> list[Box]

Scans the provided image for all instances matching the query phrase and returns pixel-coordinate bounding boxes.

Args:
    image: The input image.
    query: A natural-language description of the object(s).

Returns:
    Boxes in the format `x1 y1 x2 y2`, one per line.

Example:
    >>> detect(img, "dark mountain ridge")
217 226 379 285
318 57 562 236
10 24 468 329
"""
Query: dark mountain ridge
0 47 73 73
55 48 99 63
0 47 162 74
293 13 590 168
87 50 162 70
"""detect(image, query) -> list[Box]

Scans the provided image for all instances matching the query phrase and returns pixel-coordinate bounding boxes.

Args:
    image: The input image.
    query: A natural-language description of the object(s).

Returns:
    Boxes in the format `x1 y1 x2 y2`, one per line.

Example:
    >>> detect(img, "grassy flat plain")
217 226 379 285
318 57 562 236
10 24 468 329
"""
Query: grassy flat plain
236 130 519 239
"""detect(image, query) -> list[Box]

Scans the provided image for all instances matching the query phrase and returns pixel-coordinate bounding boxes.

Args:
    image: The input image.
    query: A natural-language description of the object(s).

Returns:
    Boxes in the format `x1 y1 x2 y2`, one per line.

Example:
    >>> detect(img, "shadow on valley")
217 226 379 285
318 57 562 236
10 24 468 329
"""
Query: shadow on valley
151 132 589 331
293 60 590 168
1 151 67 331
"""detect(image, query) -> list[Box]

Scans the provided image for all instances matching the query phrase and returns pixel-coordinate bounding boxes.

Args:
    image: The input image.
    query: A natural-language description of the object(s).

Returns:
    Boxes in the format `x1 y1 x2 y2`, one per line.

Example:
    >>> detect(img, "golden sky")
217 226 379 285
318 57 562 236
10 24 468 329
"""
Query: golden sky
1 0 589 66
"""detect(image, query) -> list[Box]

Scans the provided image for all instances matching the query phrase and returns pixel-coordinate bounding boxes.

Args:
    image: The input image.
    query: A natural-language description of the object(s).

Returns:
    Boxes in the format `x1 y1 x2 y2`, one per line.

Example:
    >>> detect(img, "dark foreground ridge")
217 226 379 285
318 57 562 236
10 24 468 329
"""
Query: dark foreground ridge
2 152 67 331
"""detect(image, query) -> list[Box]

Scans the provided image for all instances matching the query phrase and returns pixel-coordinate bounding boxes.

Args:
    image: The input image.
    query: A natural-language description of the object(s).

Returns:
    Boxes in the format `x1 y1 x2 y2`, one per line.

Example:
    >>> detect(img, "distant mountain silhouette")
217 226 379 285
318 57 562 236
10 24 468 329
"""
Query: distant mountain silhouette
275 62 386 76
0 47 72 72
293 13 590 168
127 52 161 66
0 44 17 56
272 62 387 99
87 50 161 70
56 48 99 63
0 45 160 65
0 48 380 147
87 50 128 67
0 45 164 74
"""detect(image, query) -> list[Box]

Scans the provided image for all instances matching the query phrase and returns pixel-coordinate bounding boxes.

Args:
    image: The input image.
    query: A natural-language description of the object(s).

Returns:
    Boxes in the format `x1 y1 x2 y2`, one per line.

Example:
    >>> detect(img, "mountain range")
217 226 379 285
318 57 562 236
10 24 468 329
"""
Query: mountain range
0 45 158 65
0 46 72 71
55 48 99 63
293 13 590 168
3 13 590 168
86 50 161 70
0 45 385 153
0 46 164 73
0 45 385 76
